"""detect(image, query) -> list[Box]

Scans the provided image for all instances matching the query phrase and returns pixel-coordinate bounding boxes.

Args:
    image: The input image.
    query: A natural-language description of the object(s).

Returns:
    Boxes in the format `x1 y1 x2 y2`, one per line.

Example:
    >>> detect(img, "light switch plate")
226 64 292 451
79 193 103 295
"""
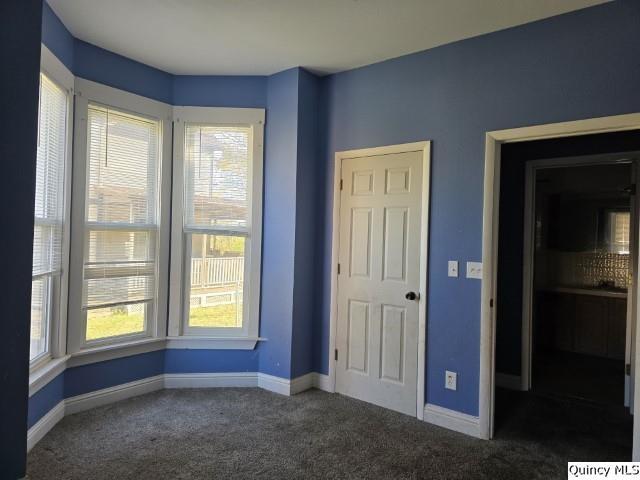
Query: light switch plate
445 371 457 391
447 260 458 278
466 261 483 279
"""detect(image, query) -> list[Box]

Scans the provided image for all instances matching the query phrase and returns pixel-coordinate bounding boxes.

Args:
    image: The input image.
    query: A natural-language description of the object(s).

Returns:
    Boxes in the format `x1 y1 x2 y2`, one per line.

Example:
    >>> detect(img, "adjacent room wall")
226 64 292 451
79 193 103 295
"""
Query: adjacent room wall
316 0 640 416
1 1 43 477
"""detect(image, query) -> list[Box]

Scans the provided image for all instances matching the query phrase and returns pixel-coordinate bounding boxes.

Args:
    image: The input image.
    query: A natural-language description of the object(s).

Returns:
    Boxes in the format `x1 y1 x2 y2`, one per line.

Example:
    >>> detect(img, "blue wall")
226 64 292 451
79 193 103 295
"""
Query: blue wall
64 351 164 398
257 68 300 378
173 75 267 108
28 374 64 429
316 1 640 415
74 39 174 104
41 1 73 70
291 69 321 378
2 1 43 477
165 349 259 374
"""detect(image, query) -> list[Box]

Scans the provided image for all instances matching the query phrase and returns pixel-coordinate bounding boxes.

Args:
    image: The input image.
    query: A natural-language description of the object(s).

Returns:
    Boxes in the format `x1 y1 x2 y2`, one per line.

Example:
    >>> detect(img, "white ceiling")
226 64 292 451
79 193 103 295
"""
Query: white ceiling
48 0 609 76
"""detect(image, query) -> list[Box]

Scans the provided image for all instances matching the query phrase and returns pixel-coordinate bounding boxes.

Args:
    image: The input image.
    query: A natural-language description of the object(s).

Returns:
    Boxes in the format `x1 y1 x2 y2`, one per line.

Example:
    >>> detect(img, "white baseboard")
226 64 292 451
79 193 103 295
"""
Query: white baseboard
495 372 524 391
257 373 294 395
65 375 164 415
27 401 65 452
423 403 481 438
290 372 315 395
312 372 333 392
164 372 258 389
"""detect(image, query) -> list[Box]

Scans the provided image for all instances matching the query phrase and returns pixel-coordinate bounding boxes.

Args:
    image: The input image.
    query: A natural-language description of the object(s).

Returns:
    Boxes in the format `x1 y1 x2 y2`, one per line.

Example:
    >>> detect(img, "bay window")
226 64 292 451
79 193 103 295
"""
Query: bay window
36 75 258 357
82 105 158 342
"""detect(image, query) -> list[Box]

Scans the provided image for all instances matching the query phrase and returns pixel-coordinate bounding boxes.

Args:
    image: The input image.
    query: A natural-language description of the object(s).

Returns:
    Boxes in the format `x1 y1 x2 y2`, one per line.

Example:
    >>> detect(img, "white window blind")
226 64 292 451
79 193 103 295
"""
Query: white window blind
31 73 68 361
612 211 630 254
33 74 66 278
83 105 159 317
184 125 250 232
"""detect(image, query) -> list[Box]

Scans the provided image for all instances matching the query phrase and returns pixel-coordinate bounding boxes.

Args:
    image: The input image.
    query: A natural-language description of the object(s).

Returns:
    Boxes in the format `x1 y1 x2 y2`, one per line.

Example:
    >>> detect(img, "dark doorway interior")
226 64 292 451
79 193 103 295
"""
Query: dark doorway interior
531 163 631 406
494 130 640 453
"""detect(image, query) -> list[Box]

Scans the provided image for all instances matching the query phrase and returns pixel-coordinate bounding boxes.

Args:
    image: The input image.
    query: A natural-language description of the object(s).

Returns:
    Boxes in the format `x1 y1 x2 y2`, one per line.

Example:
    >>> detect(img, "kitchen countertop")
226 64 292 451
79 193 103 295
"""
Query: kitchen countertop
545 286 628 299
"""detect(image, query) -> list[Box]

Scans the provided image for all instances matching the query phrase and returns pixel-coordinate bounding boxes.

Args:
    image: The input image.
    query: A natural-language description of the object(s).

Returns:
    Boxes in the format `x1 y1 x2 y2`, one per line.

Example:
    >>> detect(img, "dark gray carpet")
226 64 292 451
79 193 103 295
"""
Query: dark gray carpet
27 388 632 479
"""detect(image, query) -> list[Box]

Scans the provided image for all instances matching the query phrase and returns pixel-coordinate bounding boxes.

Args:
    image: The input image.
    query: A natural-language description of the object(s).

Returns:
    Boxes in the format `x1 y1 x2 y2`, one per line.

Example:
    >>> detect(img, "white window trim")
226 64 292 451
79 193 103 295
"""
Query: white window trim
67 79 172 355
30 45 74 374
168 106 265 349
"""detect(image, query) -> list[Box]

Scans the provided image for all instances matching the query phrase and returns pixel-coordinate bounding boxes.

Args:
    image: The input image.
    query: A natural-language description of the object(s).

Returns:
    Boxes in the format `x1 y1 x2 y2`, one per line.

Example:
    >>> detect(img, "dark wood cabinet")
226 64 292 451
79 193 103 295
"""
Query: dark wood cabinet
554 293 575 352
607 298 627 361
535 291 626 360
574 295 608 356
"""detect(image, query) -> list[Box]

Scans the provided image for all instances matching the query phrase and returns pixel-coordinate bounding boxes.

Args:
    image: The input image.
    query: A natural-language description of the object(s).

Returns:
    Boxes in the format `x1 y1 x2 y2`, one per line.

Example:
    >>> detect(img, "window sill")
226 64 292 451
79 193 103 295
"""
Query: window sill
165 336 266 350
29 356 69 397
67 337 167 368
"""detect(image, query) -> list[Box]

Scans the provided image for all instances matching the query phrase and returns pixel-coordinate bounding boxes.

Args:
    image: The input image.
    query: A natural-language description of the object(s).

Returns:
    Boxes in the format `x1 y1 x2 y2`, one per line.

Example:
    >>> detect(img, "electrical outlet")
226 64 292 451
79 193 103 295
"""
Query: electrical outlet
445 371 457 391
466 261 482 279
447 260 458 278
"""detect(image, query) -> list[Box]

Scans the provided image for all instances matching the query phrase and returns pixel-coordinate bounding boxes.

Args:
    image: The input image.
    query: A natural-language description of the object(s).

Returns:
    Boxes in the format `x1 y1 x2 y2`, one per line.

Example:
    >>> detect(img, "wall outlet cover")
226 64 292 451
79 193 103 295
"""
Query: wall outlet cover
447 260 458 278
445 370 457 391
466 261 482 279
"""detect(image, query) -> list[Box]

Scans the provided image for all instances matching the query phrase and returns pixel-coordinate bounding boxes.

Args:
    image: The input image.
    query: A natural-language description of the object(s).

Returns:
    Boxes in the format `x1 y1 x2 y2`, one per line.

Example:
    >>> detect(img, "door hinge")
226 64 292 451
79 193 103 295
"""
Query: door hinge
337 263 341 274
490 298 494 308
626 363 631 375
340 179 343 191
335 349 338 361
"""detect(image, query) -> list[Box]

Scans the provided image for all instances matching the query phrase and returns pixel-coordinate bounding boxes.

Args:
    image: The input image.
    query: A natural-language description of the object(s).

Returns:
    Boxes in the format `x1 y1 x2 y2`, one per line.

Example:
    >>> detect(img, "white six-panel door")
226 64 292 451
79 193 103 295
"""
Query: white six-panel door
335 150 423 416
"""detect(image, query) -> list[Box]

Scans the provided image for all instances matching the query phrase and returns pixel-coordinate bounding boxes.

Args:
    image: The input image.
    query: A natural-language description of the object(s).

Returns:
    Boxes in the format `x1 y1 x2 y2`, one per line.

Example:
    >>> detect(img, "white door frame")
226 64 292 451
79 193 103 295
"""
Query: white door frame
328 141 431 420
479 113 640 459
521 154 638 392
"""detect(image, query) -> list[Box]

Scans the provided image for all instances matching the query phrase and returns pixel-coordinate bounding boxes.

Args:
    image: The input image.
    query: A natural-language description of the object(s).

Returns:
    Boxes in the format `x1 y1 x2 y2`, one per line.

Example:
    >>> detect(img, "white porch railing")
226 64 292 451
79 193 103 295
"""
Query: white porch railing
191 256 244 288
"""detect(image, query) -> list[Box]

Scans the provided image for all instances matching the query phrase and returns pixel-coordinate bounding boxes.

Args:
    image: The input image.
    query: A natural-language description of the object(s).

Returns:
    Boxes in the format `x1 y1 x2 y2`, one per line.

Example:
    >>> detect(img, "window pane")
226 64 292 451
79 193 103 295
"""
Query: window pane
31 73 67 363
30 277 50 361
184 125 250 229
188 234 244 328
83 105 160 342
86 303 146 341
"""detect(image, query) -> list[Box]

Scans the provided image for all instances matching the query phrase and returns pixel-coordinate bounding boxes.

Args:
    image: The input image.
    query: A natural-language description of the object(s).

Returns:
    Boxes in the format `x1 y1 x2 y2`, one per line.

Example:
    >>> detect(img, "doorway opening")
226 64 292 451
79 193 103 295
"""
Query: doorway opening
492 129 640 460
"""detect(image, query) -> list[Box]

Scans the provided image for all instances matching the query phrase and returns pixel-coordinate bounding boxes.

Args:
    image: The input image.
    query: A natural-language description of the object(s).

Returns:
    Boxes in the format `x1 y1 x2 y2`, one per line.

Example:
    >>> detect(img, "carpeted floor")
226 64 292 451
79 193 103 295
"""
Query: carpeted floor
27 388 632 479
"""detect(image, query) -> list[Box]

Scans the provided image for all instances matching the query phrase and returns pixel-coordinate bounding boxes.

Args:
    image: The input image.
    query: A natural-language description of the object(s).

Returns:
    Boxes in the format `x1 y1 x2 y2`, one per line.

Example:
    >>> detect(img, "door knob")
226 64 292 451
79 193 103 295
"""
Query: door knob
405 291 419 301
